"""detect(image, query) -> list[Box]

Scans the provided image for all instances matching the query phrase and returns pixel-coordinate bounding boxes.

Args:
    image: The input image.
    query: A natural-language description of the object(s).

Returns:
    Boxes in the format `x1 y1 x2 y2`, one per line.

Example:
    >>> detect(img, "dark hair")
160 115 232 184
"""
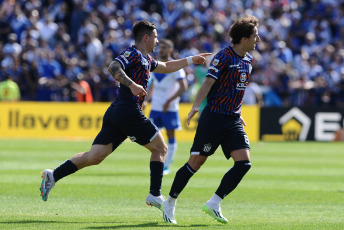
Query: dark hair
132 20 156 42
229 15 259 44
159 38 174 50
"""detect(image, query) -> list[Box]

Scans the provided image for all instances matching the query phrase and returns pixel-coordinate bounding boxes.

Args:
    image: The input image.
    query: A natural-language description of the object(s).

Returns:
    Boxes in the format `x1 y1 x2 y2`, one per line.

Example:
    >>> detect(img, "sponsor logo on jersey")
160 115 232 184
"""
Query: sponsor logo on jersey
240 73 247 82
124 51 131 57
203 143 212 152
212 59 219 66
229 64 240 68
209 66 219 72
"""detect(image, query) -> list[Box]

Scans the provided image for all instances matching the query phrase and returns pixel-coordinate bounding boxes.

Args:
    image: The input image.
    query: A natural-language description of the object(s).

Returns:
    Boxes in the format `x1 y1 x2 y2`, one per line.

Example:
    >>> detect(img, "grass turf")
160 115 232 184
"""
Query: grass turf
0 139 343 229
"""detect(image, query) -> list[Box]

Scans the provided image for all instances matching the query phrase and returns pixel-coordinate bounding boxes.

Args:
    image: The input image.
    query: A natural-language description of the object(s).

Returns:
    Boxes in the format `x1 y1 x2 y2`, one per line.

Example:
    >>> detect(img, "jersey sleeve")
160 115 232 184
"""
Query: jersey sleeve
175 69 186 81
148 55 158 72
206 52 227 80
114 49 139 70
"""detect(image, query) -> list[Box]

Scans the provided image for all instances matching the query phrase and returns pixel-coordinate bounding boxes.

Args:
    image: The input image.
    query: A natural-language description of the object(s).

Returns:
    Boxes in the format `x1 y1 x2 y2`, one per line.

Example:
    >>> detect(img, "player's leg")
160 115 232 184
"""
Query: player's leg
162 154 207 224
203 149 251 224
40 143 113 201
204 117 251 223
163 109 220 224
164 129 176 175
40 104 125 201
143 131 168 209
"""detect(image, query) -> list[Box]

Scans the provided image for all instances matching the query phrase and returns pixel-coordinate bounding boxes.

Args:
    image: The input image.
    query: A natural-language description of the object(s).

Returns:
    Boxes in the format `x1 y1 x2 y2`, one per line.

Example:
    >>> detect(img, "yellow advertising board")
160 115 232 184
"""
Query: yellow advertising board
0 102 109 139
0 102 260 142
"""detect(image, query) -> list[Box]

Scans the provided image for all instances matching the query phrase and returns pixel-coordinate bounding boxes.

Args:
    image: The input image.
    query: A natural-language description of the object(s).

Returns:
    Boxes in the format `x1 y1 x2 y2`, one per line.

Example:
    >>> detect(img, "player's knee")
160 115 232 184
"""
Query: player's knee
234 160 251 174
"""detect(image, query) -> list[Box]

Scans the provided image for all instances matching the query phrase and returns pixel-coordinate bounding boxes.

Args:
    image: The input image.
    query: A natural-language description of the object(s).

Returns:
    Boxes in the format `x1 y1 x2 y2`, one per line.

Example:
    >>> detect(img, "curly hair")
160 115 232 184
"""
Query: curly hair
229 15 259 45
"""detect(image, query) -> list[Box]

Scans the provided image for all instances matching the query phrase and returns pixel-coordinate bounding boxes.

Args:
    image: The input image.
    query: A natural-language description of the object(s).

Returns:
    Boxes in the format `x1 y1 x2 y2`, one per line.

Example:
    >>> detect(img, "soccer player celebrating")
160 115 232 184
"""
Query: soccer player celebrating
162 15 260 224
145 39 188 175
40 20 210 212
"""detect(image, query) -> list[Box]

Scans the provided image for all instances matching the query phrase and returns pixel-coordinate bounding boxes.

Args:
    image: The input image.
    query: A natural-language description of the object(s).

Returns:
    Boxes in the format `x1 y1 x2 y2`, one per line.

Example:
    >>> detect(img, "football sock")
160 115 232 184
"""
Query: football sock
53 159 78 182
150 161 164 196
207 193 223 207
165 138 177 169
215 160 251 199
169 163 196 198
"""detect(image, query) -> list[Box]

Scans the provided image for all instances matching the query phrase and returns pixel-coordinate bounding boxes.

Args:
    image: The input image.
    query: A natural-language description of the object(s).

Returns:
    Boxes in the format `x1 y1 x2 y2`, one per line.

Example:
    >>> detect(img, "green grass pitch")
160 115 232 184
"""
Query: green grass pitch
0 139 343 229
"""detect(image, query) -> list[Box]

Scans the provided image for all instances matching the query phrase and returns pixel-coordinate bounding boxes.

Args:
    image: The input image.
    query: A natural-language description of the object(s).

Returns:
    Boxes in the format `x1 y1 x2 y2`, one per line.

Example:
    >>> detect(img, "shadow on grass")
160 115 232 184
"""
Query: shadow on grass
0 220 209 229
85 222 208 229
0 220 89 224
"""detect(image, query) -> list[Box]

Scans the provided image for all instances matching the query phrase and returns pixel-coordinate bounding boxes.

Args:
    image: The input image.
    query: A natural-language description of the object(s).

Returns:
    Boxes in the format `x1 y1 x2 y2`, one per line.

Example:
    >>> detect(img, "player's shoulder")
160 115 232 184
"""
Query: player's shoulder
121 45 140 57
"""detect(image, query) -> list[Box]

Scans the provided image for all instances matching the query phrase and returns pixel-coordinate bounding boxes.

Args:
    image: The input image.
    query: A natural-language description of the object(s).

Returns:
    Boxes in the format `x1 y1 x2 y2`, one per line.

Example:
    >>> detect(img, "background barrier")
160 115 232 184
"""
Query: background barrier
260 107 344 141
0 102 260 142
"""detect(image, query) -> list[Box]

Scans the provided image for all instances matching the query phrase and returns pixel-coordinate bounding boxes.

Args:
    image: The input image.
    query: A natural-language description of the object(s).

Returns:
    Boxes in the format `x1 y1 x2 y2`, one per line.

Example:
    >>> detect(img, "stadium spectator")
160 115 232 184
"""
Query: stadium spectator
0 74 20 101
0 0 342 107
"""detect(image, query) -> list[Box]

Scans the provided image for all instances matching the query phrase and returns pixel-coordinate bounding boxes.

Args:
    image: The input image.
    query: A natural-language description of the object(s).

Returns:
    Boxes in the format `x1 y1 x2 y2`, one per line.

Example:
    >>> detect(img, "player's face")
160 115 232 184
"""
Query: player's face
147 29 158 53
158 43 171 59
246 27 260 51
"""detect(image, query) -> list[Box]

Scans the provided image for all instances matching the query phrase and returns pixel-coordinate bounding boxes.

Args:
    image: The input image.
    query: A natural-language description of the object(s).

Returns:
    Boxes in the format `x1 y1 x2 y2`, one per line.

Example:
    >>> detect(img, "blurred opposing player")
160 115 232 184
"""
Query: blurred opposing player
40 20 211 213
145 39 188 175
162 15 260 224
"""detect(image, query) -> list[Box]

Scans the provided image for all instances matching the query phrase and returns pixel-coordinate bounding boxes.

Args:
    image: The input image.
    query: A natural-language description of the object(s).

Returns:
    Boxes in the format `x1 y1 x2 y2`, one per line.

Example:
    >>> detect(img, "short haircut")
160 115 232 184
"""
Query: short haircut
132 20 156 42
159 38 174 50
229 15 259 45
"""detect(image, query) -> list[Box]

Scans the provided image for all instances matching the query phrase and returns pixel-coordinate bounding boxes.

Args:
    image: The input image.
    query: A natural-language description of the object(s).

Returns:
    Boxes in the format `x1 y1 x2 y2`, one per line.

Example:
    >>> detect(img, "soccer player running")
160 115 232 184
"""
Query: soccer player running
162 15 260 224
40 20 210 211
145 39 188 175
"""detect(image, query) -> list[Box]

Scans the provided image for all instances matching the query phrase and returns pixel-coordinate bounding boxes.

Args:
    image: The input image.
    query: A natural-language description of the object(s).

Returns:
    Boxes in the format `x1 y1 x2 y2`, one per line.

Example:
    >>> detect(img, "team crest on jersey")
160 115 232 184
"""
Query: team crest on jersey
212 59 219 66
240 73 247 82
124 51 131 57
203 143 212 153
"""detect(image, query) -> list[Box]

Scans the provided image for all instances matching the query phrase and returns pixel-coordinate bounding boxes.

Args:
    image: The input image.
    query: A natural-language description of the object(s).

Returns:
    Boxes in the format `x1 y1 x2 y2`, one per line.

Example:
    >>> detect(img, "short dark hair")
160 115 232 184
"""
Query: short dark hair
132 20 156 42
159 38 174 50
229 15 259 45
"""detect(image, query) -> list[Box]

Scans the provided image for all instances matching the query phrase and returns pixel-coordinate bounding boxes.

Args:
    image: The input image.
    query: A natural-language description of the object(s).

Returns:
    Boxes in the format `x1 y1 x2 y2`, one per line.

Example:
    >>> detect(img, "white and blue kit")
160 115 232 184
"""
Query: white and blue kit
149 68 186 130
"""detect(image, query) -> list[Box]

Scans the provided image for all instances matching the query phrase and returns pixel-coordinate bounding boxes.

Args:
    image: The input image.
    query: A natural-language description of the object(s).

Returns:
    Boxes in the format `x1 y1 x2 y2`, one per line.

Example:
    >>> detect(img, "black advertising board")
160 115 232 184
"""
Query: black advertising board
260 107 344 141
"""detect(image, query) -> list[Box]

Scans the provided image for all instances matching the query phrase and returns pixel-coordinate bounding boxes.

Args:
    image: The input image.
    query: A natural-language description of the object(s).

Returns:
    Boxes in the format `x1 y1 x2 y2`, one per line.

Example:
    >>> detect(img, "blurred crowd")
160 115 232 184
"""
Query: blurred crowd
0 0 344 107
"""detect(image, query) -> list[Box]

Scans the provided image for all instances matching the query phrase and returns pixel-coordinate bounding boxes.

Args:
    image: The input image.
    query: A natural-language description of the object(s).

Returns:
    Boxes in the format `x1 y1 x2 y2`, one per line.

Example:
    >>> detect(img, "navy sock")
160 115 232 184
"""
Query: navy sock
169 163 196 198
215 160 251 199
150 161 164 196
53 159 78 182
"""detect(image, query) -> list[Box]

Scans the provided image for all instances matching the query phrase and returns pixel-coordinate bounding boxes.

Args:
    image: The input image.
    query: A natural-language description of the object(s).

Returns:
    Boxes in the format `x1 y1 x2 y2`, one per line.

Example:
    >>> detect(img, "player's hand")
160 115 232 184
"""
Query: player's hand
192 53 212 65
129 83 147 98
187 107 199 125
240 116 247 126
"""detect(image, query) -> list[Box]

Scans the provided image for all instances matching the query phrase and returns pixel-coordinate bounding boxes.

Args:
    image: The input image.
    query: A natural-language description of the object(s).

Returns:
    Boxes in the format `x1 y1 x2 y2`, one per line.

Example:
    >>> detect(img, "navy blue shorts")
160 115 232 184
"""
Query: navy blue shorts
93 103 159 151
149 110 181 130
190 109 250 159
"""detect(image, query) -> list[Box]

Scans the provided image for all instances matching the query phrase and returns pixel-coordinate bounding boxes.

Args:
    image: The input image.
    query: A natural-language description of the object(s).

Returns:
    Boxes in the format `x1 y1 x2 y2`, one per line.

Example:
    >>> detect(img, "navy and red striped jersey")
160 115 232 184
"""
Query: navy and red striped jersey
114 45 158 108
206 46 253 116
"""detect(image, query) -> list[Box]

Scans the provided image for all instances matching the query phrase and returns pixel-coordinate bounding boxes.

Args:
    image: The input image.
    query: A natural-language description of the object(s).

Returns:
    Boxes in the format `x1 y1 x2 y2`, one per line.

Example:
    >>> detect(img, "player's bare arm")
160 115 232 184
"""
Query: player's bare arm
108 60 147 97
187 77 216 125
153 53 212 74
